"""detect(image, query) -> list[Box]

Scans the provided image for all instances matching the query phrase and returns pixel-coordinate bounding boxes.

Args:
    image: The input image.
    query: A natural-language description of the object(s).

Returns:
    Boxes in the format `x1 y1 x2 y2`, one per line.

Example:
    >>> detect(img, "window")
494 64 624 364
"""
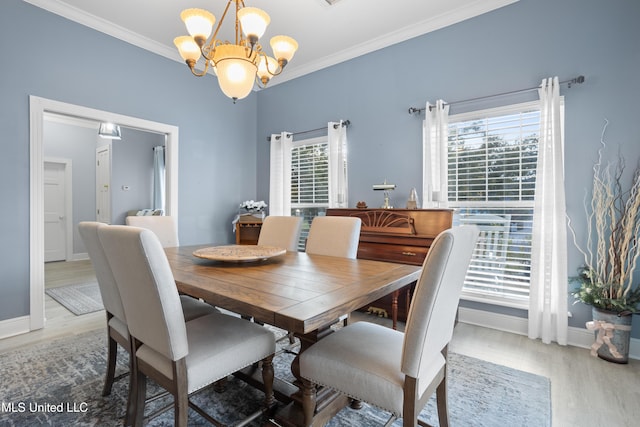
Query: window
446 101 556 309
290 136 329 250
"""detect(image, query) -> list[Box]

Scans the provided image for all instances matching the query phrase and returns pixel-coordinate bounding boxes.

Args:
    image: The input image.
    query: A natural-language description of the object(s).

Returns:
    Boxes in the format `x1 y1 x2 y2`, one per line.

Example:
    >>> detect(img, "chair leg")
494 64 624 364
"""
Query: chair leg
174 360 189 427
435 379 449 427
102 333 118 396
132 369 147 427
123 355 134 426
261 355 276 409
403 376 419 427
300 378 316 427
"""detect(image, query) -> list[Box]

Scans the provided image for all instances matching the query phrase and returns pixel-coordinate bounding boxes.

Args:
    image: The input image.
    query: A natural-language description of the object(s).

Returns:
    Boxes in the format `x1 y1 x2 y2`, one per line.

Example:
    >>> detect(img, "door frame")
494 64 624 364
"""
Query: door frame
44 157 73 262
30 95 179 330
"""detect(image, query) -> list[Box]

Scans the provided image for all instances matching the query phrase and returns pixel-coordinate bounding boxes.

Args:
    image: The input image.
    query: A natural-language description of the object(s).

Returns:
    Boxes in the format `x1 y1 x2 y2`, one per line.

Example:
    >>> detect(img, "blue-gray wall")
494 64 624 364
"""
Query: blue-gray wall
0 0 257 321
256 0 640 336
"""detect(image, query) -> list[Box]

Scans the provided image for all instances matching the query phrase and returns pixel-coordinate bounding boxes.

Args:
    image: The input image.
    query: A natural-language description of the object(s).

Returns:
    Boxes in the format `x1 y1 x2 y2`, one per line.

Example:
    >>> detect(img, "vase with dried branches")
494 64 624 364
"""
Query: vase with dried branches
569 121 640 363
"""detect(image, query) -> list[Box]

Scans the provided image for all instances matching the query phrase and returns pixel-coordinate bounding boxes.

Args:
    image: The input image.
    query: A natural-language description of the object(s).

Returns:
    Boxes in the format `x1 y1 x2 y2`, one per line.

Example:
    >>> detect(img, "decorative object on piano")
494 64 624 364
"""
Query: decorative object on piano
356 201 368 209
372 180 396 209
407 187 419 209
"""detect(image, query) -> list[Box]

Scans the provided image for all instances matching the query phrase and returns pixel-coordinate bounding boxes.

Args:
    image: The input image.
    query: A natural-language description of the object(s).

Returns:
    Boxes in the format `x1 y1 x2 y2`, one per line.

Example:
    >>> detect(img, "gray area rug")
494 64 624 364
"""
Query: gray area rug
45 282 104 315
0 328 550 426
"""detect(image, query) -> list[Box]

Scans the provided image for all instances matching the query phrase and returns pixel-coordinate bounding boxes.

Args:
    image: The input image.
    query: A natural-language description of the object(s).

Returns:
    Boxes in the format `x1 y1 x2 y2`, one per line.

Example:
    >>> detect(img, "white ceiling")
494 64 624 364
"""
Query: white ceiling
25 0 517 86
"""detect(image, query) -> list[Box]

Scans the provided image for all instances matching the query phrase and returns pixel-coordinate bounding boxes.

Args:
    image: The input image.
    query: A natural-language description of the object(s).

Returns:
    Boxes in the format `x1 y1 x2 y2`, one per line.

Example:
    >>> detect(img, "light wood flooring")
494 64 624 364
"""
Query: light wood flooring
1 260 638 426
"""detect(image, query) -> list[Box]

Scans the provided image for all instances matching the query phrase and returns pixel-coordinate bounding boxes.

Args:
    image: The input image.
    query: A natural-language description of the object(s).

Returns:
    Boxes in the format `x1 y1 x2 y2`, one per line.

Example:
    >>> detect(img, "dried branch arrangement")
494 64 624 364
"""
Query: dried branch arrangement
569 121 640 313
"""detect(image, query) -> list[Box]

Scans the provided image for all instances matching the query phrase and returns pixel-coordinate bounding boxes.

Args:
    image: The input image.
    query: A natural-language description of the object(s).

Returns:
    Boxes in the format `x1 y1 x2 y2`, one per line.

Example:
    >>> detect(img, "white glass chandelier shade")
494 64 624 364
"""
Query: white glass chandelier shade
180 9 215 44
214 44 258 100
237 7 270 41
174 36 201 62
257 55 278 84
175 1 298 102
270 35 298 64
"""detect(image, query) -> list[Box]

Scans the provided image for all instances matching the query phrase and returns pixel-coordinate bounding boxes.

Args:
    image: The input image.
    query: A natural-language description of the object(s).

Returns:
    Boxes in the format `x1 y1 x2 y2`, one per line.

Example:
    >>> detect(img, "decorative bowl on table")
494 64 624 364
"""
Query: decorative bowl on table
192 245 286 263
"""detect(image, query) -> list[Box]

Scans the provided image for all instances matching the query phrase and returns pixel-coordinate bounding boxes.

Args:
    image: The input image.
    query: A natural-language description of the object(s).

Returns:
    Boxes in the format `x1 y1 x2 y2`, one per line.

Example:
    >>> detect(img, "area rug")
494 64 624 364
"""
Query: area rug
45 282 104 315
0 328 550 427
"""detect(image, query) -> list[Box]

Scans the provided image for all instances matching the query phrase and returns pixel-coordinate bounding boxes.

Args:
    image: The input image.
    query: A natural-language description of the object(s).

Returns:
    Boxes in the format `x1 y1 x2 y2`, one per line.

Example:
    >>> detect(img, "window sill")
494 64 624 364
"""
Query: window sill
460 291 528 310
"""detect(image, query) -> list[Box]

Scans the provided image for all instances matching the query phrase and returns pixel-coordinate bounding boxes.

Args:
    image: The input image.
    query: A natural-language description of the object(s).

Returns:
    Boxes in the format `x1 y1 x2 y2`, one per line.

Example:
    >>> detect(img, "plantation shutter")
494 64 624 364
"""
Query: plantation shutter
447 103 541 308
291 138 329 248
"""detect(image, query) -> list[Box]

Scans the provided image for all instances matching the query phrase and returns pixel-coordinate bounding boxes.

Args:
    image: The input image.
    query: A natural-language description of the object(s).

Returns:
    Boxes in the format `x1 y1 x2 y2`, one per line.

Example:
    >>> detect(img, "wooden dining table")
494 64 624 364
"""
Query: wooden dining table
165 244 422 426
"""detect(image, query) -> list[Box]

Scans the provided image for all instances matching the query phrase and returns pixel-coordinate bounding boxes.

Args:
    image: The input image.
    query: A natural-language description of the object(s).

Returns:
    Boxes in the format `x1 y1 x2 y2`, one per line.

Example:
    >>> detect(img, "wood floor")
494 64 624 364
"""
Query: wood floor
1 260 638 426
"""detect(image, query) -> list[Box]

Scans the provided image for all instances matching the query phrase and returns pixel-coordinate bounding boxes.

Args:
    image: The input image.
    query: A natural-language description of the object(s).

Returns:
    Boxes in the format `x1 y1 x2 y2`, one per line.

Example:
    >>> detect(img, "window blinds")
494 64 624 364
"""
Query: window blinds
448 104 540 308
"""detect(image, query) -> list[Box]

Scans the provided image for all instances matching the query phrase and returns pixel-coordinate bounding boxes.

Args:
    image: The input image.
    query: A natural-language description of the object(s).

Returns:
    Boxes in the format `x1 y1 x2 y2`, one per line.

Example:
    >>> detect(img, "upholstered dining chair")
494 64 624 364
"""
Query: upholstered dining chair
257 215 304 252
304 215 362 330
305 216 361 258
125 215 179 247
98 225 276 427
299 226 479 427
78 222 218 398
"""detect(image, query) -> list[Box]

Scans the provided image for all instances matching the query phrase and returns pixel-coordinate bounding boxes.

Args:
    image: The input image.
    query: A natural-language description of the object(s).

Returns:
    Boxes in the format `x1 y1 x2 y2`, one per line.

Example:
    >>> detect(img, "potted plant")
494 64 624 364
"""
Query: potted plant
569 124 640 363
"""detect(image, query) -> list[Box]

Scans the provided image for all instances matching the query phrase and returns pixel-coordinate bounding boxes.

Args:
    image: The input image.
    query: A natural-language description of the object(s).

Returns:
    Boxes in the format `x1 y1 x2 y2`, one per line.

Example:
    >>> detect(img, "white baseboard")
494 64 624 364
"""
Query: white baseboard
458 306 639 360
0 315 30 340
70 252 89 261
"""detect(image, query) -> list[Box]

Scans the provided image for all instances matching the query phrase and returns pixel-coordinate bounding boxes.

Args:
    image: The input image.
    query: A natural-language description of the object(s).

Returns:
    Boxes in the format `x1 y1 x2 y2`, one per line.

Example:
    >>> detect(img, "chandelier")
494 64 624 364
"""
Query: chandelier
174 1 298 102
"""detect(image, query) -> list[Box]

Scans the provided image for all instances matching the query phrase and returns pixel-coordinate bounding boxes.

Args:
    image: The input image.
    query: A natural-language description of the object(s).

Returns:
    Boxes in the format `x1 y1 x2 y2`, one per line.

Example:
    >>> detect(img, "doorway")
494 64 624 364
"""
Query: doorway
44 158 72 262
29 96 179 331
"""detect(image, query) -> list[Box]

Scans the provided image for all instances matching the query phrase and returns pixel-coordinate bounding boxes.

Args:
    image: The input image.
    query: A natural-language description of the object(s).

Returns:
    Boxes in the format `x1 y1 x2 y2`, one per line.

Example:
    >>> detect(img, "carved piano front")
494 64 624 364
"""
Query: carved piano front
326 208 453 328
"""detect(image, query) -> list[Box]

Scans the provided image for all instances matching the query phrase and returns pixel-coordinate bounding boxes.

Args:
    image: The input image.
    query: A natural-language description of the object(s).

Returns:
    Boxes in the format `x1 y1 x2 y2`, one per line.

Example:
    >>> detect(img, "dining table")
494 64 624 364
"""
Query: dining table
165 244 422 427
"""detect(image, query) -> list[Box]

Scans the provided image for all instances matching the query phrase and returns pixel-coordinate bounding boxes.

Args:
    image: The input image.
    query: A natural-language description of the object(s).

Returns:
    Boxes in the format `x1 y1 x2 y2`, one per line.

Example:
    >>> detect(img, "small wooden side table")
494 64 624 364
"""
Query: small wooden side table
235 216 263 245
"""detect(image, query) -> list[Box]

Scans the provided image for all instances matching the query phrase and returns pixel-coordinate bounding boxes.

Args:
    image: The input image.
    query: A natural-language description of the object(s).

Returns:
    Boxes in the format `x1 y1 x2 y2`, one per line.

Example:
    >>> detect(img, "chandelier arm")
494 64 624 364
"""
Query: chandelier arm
263 58 283 77
255 74 266 89
186 59 210 77
211 0 234 44
235 0 241 45
201 38 221 62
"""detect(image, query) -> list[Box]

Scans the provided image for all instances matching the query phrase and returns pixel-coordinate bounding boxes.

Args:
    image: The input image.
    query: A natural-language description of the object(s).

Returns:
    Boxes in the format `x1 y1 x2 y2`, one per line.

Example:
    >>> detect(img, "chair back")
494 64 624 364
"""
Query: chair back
305 216 361 259
125 215 179 248
98 225 188 362
401 226 479 379
78 221 126 323
257 216 303 252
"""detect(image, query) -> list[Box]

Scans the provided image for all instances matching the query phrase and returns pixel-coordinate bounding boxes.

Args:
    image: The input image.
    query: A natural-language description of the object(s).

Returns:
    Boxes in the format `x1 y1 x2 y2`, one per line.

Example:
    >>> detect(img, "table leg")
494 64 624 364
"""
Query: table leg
391 290 399 330
273 325 350 427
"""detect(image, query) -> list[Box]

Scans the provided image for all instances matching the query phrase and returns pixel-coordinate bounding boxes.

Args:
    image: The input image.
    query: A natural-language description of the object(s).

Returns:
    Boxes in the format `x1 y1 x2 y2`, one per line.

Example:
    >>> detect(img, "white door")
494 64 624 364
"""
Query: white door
44 161 68 262
96 146 111 223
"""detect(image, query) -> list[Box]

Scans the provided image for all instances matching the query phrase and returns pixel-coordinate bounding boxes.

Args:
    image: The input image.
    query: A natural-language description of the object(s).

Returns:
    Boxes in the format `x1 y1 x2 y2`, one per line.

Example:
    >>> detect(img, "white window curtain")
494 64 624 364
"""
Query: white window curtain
152 145 165 213
528 77 568 345
422 100 450 208
269 132 292 216
328 121 349 208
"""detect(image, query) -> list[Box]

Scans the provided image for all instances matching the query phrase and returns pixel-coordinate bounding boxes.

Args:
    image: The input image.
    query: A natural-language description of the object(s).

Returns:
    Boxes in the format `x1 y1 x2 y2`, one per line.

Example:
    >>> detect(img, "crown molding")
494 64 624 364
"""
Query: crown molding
269 0 519 86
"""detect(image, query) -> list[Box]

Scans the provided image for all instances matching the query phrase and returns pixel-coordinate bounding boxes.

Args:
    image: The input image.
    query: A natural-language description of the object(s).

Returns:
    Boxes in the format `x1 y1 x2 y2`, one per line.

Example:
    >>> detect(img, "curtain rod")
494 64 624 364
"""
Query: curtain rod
266 119 351 141
407 75 585 115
